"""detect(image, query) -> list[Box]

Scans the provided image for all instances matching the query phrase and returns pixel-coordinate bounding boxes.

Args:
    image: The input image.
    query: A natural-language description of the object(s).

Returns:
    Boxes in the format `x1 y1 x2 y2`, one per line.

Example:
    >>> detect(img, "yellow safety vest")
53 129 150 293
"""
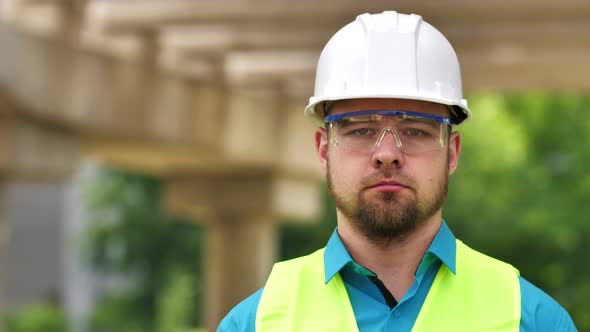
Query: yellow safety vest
256 240 521 332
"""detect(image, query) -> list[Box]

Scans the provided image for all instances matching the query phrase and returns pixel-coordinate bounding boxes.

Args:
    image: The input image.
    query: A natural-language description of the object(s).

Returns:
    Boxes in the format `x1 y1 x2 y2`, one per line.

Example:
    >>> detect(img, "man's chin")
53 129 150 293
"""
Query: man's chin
361 191 407 208
353 214 419 243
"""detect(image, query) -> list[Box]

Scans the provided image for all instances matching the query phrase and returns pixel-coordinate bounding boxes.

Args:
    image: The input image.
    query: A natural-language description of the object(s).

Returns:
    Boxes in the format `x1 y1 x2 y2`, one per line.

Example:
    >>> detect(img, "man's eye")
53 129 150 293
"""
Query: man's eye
348 128 375 136
401 128 429 137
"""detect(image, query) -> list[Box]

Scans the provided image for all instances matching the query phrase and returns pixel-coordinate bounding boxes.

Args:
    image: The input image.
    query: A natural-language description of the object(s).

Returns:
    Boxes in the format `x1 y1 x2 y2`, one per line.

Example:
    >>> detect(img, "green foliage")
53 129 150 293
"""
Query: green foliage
4 304 68 332
83 168 204 332
155 270 196 332
90 292 147 332
447 93 590 330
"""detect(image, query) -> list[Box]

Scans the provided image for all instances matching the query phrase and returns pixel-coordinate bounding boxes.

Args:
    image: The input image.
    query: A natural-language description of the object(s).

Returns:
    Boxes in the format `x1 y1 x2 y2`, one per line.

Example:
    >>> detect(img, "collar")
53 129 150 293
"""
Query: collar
323 220 457 284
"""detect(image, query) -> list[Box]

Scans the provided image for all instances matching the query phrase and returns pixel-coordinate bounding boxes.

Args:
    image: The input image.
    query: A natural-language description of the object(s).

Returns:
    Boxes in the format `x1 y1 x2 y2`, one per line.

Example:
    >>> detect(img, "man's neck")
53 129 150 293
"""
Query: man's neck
336 212 442 301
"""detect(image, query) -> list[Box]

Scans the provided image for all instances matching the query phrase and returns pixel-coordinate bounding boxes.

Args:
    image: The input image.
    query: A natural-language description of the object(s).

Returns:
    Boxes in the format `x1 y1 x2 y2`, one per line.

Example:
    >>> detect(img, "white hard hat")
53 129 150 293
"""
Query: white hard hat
305 11 471 126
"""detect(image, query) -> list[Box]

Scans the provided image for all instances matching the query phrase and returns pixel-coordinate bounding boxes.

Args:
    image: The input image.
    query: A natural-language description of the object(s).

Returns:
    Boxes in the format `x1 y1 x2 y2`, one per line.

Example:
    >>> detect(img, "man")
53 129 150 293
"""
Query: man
218 11 577 331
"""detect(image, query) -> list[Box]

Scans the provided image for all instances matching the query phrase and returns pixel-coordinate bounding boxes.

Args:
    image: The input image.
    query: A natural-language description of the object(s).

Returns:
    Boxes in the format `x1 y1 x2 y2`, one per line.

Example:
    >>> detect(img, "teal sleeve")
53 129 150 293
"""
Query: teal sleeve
519 276 577 331
217 288 262 332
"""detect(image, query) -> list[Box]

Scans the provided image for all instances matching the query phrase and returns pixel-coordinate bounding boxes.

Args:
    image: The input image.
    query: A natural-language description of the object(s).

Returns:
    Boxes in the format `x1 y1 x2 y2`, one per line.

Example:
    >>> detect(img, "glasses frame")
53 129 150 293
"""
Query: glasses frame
324 109 455 155
324 109 455 126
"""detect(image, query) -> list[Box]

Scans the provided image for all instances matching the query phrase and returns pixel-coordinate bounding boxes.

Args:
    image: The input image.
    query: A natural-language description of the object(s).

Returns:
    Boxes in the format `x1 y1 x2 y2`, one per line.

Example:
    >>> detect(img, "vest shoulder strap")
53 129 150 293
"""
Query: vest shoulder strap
256 248 358 332
413 240 521 331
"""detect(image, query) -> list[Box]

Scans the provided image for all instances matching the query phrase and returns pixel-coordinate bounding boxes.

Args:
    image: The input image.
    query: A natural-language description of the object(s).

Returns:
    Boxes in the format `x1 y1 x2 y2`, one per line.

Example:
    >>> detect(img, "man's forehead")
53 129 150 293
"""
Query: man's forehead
330 98 451 117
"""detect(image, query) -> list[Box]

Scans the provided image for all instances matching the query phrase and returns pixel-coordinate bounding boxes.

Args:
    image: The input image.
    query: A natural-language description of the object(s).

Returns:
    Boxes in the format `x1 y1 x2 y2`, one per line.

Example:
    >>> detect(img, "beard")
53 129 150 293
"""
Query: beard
327 161 448 245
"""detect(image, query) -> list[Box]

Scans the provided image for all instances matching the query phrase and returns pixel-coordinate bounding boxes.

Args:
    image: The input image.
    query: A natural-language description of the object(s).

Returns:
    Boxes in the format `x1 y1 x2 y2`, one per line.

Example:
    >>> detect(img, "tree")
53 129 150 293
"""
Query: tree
440 93 589 329
84 168 204 332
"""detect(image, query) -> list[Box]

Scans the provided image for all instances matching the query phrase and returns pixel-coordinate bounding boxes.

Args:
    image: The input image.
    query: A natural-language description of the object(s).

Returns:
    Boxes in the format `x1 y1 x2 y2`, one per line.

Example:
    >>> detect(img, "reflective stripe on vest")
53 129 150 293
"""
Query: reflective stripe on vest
256 239 521 332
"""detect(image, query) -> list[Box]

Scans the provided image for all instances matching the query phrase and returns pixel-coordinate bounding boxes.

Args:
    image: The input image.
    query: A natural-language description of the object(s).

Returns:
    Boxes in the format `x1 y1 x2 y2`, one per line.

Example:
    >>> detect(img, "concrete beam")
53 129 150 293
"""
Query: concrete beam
81 138 222 177
158 24 333 53
0 113 79 181
0 1 61 36
224 50 318 87
219 46 590 92
155 19 590 56
442 20 590 51
0 25 229 146
164 170 321 222
85 0 590 32
461 48 590 91
158 20 590 91
78 29 144 60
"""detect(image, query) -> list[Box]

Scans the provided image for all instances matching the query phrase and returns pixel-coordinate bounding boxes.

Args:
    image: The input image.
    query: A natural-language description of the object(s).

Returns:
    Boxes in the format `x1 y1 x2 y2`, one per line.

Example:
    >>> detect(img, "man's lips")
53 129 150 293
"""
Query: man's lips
366 180 409 192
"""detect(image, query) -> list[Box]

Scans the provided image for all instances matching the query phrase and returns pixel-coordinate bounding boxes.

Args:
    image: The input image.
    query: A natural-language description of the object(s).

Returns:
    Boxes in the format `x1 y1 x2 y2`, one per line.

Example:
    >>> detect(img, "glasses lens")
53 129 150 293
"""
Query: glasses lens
330 113 448 155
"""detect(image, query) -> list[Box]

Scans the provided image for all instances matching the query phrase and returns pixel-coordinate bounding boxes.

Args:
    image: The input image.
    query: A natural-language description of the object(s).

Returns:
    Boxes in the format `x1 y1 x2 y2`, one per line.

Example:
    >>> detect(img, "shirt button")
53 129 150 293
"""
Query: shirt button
393 310 400 318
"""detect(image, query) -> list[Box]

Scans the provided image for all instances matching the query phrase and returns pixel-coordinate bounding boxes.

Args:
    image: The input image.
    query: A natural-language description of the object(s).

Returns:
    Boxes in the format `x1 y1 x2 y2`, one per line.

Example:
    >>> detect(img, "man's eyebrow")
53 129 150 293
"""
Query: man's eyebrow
399 116 439 127
338 115 375 123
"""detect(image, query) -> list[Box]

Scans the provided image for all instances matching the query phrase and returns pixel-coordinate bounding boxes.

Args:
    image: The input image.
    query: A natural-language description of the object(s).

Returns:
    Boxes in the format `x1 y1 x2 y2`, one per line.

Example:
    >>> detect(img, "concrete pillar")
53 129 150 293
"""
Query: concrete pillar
205 215 277 331
162 168 277 331
0 184 9 329
0 93 79 330
62 161 101 332
1 181 66 311
164 166 323 331
0 94 12 329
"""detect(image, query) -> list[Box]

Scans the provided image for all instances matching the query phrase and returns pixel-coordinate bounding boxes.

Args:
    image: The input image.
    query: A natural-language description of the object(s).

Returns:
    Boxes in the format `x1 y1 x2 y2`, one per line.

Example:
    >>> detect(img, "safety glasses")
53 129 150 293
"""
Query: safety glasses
324 110 453 155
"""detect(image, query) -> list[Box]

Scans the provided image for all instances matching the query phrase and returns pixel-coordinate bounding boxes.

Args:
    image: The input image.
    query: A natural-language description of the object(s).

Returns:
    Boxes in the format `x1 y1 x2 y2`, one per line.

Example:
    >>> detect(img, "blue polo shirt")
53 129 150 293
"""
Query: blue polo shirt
218 221 577 331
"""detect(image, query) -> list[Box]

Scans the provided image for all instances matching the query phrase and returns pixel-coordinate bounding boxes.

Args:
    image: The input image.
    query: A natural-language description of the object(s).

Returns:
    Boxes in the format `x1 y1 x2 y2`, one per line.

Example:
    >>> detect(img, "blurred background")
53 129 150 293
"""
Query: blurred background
0 0 589 331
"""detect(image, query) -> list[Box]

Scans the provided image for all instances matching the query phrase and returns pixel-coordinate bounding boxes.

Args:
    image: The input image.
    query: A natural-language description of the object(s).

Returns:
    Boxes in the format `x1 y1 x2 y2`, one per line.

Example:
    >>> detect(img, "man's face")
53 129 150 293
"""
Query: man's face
315 98 461 243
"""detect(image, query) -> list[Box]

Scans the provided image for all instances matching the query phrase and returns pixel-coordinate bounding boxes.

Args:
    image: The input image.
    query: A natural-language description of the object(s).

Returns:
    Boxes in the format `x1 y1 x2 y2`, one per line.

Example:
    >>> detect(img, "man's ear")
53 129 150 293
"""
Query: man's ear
448 131 461 175
315 127 328 171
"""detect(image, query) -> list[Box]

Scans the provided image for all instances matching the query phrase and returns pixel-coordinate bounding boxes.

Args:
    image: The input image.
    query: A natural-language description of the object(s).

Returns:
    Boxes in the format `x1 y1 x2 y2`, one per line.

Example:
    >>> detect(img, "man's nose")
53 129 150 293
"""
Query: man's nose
371 129 405 168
